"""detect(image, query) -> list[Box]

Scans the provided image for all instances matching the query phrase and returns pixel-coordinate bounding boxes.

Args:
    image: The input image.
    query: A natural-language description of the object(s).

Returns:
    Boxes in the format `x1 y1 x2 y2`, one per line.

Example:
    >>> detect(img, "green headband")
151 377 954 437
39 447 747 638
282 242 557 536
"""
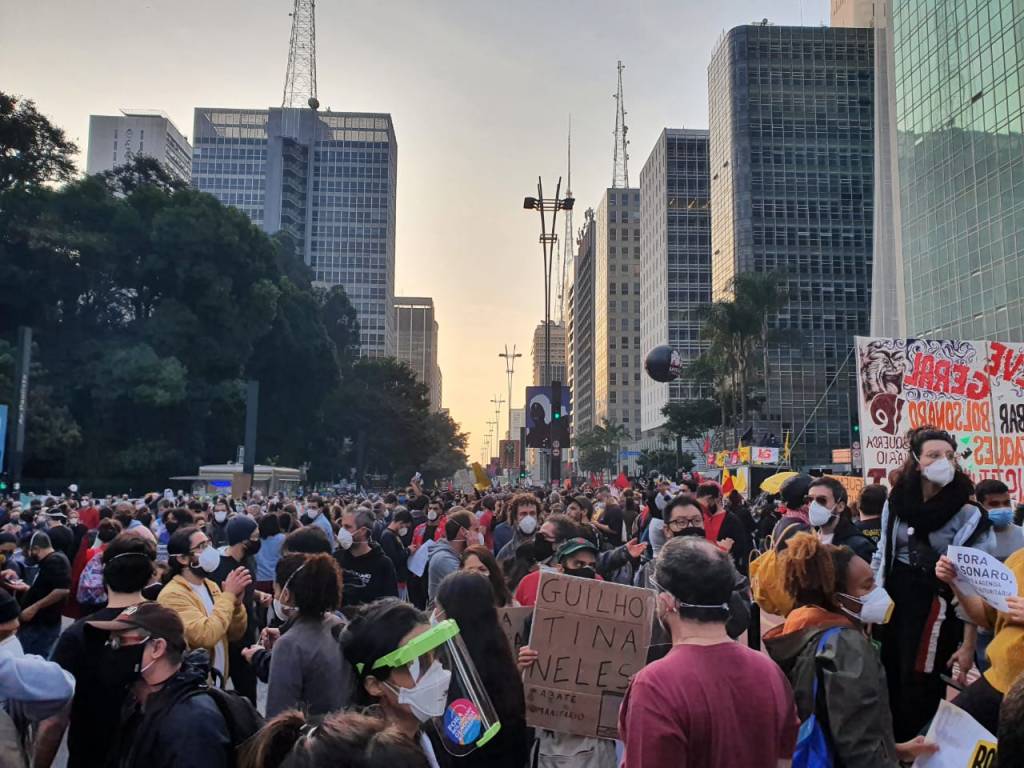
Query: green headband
355 618 460 675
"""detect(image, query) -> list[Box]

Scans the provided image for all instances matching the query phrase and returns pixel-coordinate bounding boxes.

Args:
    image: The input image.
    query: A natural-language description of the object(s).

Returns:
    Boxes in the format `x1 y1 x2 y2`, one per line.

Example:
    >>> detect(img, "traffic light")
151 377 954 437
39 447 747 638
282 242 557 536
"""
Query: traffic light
519 465 527 480
0 474 7 492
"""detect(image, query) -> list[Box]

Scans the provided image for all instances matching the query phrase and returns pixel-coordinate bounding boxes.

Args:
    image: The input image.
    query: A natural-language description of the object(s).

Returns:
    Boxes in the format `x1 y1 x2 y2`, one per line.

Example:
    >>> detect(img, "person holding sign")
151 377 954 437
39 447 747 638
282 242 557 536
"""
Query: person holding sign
619 537 799 768
936 545 1024 735
872 426 993 741
764 533 936 767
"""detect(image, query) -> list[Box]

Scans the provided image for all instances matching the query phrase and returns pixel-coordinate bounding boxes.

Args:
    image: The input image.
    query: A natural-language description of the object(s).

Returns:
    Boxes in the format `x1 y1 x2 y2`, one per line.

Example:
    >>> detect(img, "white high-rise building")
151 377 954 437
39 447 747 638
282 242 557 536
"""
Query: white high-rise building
86 110 192 183
191 107 397 357
594 188 642 438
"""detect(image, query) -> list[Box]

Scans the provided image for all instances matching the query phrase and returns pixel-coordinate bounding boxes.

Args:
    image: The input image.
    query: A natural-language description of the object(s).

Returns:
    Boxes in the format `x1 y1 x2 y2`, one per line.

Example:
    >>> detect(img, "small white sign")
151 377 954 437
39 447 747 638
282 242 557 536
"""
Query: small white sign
407 540 436 578
948 545 1019 613
913 700 996 768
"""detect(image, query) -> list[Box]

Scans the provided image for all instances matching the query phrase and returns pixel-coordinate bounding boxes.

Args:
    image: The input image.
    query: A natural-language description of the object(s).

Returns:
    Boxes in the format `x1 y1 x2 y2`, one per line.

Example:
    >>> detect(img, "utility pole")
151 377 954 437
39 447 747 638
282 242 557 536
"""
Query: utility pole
282 0 320 110
612 60 630 188
490 394 505 448
498 345 522 441
8 327 32 490
524 180 574 485
558 116 574 326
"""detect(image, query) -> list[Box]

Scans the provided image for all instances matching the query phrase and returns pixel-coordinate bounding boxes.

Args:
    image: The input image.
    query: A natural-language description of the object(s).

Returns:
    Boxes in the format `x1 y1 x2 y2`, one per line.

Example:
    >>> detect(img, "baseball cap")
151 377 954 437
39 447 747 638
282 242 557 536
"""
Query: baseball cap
87 602 186 652
556 537 599 562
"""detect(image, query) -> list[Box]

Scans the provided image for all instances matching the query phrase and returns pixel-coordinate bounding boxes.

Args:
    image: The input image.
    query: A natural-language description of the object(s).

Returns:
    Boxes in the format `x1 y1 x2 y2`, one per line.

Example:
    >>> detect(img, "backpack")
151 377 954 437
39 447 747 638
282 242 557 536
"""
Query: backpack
792 627 842 768
182 685 265 764
749 522 801 616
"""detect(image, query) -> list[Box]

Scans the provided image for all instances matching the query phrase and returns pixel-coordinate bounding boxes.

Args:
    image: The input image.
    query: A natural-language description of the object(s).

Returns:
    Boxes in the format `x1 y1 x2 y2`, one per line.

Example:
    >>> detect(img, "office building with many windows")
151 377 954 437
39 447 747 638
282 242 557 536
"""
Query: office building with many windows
531 321 566 386
192 107 397 356
639 129 713 433
394 297 442 411
709 23 874 465
594 188 642 438
568 208 597 439
87 110 192 183
892 0 1024 339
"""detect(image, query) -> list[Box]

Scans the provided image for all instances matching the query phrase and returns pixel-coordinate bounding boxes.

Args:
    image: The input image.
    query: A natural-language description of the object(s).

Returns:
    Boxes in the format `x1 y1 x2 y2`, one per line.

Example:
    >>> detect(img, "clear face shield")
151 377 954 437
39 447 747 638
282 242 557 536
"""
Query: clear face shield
361 619 501 756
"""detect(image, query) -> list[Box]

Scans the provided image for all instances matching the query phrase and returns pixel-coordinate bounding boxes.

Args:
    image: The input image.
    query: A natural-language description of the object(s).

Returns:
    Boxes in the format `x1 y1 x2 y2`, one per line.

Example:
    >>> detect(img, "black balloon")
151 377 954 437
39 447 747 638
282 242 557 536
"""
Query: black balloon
645 345 682 382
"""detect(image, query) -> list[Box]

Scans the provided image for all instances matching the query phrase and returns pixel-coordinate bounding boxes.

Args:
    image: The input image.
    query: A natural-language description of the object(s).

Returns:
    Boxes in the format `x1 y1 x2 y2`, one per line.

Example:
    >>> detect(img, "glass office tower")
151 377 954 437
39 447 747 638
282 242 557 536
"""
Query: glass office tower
893 0 1024 339
192 108 397 357
709 24 874 465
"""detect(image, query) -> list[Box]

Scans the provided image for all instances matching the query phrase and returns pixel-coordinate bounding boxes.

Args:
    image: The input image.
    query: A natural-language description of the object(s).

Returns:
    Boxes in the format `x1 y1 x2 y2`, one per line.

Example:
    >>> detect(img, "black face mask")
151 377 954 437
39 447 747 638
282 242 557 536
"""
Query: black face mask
563 565 596 580
100 641 148 688
141 582 163 601
675 526 706 539
244 539 262 556
164 522 179 536
532 538 555 562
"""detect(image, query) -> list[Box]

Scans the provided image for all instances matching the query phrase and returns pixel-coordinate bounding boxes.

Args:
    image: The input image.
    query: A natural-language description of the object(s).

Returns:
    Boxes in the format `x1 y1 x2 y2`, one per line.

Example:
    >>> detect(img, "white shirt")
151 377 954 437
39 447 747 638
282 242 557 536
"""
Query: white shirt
188 581 227 679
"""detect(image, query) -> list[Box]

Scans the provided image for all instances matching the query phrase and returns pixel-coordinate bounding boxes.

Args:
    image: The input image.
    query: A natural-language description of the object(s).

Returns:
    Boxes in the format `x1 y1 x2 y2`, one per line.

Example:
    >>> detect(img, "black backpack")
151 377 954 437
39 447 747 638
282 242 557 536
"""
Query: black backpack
181 685 265 764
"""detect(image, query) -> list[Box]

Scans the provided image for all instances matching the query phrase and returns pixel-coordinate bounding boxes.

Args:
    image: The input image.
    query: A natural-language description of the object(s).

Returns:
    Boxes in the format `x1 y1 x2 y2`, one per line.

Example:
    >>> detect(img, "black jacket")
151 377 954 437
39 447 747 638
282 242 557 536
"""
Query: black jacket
831 517 877 564
114 652 231 768
334 542 399 606
379 528 409 583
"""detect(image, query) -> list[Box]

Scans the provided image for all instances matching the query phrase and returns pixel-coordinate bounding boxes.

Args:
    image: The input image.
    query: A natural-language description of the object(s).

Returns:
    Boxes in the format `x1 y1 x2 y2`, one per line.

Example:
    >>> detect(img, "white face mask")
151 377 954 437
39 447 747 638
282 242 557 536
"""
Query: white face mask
427 510 438 522
839 586 894 625
398 526 409 537
922 457 955 487
272 597 296 622
518 515 538 535
337 528 354 550
306 508 320 520
197 545 221 573
214 510 228 524
808 501 835 528
387 660 452 722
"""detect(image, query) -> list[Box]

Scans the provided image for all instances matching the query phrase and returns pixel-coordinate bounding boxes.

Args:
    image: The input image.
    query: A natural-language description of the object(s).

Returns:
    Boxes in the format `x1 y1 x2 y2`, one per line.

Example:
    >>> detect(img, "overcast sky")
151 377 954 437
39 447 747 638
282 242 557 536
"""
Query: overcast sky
2 0 830 464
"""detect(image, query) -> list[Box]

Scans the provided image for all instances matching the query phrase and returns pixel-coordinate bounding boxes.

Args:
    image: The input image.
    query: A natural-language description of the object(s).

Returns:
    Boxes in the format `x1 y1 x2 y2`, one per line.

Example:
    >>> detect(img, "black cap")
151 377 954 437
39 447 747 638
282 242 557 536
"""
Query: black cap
87 602 185 652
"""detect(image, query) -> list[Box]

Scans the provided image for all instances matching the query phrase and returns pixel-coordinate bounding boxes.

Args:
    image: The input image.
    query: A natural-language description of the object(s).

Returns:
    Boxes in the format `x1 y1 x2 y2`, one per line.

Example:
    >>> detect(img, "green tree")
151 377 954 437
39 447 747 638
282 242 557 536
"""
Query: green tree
575 420 628 475
0 92 78 192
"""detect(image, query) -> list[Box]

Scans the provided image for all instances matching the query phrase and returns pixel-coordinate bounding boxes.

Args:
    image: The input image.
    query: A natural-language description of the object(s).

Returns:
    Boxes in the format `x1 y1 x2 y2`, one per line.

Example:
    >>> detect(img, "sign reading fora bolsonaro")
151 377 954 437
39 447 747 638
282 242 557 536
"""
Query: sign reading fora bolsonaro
855 337 1024 493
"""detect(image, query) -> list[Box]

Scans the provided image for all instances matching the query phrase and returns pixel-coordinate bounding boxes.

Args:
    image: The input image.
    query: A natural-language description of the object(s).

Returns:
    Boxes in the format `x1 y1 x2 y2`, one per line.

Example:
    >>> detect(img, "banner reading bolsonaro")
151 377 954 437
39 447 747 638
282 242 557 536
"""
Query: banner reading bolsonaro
855 336 1024 493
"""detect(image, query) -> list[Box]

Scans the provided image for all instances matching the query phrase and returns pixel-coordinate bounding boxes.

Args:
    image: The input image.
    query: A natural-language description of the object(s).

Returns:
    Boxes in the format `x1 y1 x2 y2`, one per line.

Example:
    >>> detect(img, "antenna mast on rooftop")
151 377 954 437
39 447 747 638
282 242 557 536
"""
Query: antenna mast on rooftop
612 61 630 187
282 0 320 109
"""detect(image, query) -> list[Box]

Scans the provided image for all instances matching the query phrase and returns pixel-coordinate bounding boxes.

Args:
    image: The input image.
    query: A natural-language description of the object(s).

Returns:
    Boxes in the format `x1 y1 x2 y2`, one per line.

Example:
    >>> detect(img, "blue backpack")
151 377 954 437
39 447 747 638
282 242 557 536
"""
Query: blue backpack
792 627 842 768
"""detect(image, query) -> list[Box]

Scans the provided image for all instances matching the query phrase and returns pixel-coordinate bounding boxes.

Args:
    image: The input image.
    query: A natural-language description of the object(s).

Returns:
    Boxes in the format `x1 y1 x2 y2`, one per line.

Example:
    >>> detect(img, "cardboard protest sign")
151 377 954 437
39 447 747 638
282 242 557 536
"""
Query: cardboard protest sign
497 606 532 654
856 337 1024 494
948 545 1019 613
524 572 654 739
913 700 996 767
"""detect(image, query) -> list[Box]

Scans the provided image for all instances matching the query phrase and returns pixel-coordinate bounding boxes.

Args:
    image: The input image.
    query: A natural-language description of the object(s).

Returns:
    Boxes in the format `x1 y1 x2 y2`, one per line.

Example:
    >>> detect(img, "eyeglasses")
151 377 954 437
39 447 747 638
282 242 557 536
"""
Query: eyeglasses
668 517 702 530
106 633 150 650
806 496 831 506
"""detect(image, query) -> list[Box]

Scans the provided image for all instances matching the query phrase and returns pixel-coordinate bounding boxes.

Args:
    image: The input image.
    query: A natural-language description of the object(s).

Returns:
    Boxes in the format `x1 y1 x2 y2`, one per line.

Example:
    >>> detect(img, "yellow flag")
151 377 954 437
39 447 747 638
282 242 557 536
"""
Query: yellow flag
738 446 751 463
783 431 791 462
471 462 491 491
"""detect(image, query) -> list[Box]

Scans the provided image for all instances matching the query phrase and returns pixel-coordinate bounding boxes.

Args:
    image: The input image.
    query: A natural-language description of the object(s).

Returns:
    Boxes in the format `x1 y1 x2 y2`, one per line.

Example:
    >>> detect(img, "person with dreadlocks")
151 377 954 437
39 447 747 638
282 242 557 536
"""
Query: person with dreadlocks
764 533 937 767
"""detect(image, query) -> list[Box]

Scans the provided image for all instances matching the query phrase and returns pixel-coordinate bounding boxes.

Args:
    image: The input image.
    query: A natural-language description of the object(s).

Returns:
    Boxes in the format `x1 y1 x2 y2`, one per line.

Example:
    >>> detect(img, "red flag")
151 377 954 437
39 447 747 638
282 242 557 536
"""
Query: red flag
721 470 735 495
590 473 600 489
614 471 630 490
703 435 711 454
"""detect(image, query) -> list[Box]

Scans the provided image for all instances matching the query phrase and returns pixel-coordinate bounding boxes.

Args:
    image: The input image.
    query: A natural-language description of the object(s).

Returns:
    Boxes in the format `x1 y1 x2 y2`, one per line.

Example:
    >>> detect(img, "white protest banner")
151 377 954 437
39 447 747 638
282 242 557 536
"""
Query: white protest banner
913 700 997 768
407 540 436 578
948 545 1018 613
855 337 1024 494
523 572 654 739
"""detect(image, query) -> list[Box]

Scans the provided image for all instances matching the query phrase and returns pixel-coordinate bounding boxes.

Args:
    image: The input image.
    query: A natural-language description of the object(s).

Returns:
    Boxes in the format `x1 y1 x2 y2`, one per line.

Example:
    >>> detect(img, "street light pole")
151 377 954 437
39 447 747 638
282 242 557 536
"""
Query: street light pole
498 345 522 441
524 179 574 486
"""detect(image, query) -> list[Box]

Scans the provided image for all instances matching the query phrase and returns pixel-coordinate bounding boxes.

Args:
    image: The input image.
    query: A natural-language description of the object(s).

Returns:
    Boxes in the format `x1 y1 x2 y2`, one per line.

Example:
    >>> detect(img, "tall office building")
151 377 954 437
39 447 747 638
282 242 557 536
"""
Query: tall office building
891 0 1024 339
531 321 566 386
192 107 397 357
394 297 442 411
709 24 874 465
569 208 597 438
639 129 713 433
831 0 876 27
86 110 192 183
594 189 642 438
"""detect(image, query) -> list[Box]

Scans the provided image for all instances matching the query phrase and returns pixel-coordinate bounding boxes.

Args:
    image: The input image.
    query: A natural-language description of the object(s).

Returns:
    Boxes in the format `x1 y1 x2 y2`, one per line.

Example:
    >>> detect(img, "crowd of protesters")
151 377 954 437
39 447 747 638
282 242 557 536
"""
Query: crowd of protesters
3 424 1024 766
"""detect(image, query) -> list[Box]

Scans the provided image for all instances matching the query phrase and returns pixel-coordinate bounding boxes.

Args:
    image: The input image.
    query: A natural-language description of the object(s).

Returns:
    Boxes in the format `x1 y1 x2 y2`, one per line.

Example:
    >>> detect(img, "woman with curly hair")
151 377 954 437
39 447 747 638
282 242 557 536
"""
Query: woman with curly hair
265 552 355 717
765 533 936 766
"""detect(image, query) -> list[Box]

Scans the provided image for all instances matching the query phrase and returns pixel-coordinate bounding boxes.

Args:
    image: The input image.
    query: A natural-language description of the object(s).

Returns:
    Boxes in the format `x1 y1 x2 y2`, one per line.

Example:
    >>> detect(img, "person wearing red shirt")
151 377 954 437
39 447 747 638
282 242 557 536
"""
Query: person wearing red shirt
410 499 446 550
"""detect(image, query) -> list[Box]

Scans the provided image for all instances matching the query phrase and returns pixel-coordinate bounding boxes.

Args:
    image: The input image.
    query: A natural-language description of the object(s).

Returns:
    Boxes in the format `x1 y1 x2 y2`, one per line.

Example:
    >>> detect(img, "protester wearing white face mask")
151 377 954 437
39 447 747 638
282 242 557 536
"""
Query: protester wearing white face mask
426 510 481 603
205 501 232 548
157 527 249 685
871 426 995 742
806 477 876 563
334 507 399 607
765 534 936 767
495 494 541 568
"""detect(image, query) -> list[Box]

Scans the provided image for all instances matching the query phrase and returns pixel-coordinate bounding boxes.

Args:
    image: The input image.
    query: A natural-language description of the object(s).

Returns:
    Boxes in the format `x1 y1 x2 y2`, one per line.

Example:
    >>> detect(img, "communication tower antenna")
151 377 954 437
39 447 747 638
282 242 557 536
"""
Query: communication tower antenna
282 0 320 109
612 61 630 188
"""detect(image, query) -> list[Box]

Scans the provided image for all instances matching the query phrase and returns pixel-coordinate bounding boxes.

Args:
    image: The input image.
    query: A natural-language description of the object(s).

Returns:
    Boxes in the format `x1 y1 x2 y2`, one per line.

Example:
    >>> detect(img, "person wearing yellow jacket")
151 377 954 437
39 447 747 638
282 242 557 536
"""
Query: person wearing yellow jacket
157 526 250 685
